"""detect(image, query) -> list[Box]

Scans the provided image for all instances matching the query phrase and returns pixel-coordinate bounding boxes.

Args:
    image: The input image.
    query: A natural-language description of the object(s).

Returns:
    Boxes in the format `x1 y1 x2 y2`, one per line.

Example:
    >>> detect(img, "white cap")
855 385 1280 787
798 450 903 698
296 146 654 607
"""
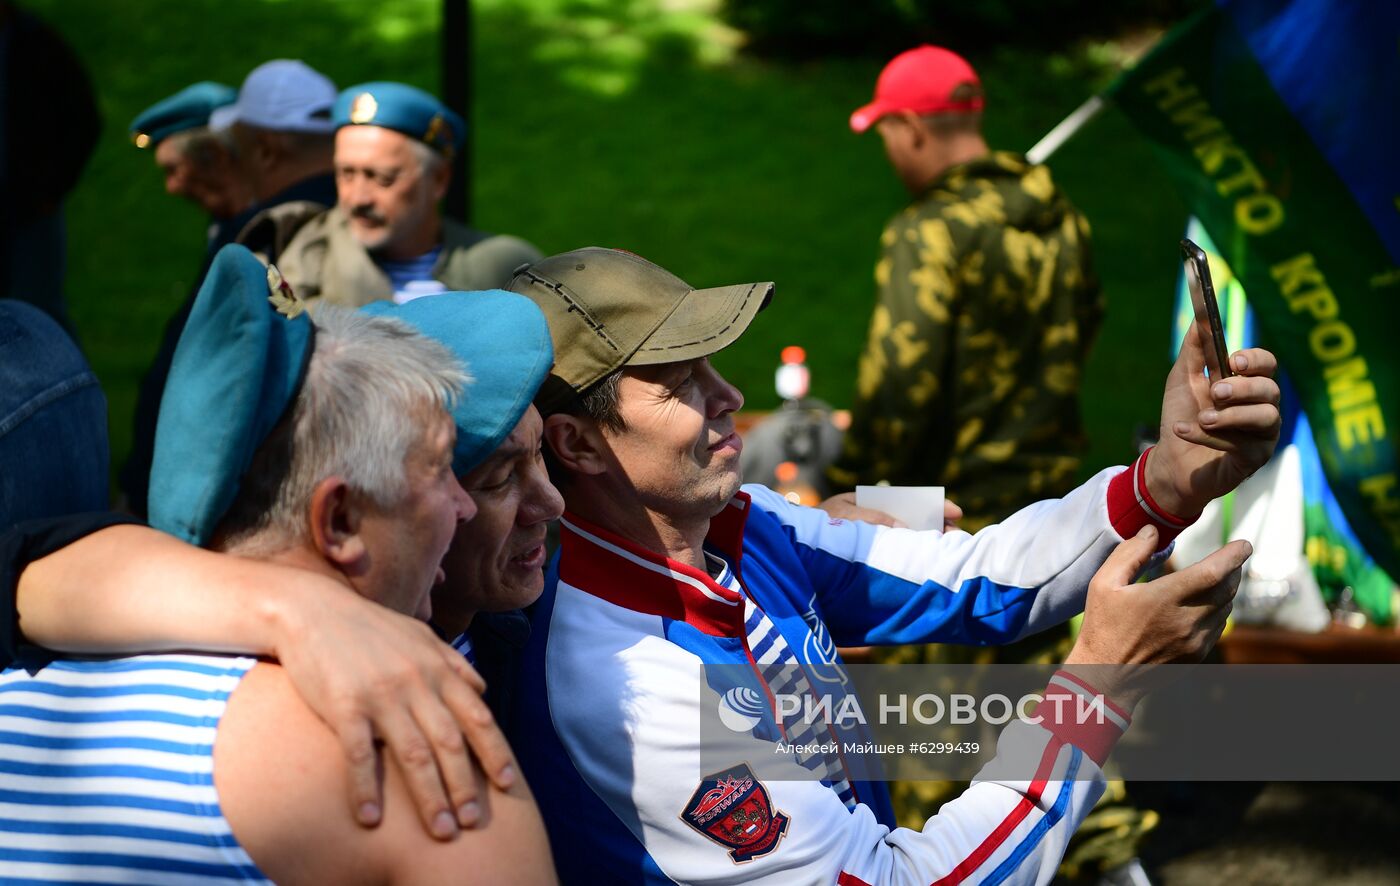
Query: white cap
210 59 336 133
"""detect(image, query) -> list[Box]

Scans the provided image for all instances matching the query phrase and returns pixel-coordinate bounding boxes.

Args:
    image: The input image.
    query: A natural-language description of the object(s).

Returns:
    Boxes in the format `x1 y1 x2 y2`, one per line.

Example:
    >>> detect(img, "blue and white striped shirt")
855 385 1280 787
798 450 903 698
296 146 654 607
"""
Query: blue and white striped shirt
379 246 445 304
0 653 271 884
451 632 475 666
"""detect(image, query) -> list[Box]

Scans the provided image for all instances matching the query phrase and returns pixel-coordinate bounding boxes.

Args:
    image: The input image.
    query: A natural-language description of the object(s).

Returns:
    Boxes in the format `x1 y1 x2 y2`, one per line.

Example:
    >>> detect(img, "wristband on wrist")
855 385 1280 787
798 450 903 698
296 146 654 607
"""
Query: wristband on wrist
1035 670 1132 767
1134 446 1192 528
1106 446 1195 547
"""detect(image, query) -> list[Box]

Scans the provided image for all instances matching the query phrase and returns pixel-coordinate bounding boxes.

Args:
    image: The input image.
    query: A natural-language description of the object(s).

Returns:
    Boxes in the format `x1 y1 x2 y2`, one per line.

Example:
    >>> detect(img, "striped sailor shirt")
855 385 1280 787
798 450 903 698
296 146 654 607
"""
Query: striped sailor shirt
0 653 271 884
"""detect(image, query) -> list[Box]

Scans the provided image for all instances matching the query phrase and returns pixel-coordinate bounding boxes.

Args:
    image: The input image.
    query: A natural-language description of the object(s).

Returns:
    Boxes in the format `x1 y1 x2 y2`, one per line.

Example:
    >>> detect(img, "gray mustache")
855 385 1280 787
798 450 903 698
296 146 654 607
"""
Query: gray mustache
350 207 387 225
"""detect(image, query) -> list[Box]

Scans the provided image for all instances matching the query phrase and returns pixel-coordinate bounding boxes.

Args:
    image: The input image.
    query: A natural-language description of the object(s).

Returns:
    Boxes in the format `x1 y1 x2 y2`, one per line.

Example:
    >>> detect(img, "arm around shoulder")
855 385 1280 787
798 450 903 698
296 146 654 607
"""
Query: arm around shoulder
2 513 141 664
16 523 310 655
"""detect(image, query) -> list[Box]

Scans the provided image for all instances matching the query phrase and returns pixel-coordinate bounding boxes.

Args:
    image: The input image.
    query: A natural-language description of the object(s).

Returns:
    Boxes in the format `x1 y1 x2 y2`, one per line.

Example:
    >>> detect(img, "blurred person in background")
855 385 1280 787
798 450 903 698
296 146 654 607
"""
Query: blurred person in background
129 81 255 244
121 59 340 516
828 44 1103 528
0 1 100 337
276 81 541 306
209 58 339 248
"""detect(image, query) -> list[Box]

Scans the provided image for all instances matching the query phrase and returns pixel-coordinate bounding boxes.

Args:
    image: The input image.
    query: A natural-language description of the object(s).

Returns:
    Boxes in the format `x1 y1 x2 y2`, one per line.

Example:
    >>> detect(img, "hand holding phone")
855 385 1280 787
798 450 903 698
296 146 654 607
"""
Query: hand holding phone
1140 239 1281 523
1181 238 1234 380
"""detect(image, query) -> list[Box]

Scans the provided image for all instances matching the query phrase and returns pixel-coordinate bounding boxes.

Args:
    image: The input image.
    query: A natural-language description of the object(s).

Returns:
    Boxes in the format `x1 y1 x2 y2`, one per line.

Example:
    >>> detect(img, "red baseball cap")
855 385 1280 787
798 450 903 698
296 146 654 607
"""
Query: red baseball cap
850 45 983 133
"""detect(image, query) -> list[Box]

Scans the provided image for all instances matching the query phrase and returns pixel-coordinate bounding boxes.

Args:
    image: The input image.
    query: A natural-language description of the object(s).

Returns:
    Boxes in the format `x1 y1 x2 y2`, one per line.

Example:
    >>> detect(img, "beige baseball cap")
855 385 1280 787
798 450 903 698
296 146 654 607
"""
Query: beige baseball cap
508 248 773 412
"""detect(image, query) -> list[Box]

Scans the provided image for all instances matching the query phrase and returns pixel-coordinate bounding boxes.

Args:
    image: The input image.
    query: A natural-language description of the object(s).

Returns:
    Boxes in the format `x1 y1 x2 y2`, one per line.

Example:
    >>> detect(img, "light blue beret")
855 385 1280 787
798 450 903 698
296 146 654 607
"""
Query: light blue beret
129 81 238 148
361 291 552 475
333 81 466 155
149 245 313 545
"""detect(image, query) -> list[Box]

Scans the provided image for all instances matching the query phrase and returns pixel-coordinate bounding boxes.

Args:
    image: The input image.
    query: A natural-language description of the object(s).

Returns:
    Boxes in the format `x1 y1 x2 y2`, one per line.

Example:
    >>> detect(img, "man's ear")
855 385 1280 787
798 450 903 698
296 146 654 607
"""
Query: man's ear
430 155 452 202
542 413 609 478
895 110 930 148
308 475 368 570
245 128 274 167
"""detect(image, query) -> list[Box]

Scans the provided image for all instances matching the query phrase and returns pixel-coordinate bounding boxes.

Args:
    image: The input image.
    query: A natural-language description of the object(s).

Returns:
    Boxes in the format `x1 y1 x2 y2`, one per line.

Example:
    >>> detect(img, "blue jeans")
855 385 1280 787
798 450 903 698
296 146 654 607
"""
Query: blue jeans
0 300 108 529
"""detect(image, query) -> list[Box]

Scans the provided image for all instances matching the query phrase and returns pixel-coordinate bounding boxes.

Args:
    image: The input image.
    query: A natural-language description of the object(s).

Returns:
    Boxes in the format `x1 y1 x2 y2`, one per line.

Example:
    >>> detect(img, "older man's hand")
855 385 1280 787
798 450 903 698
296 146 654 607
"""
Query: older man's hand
1145 320 1281 519
271 585 517 841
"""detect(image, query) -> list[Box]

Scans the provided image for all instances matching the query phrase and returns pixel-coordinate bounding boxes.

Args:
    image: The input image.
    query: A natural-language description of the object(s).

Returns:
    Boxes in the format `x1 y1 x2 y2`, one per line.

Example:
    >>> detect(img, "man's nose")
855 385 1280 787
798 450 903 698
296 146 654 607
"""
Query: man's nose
521 469 564 525
338 176 370 208
455 481 477 524
704 368 744 417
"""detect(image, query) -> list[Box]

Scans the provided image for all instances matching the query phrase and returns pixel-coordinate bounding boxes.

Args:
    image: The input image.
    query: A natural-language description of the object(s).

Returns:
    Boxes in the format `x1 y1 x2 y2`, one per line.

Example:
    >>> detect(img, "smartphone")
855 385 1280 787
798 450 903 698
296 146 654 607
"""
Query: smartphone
1180 238 1234 380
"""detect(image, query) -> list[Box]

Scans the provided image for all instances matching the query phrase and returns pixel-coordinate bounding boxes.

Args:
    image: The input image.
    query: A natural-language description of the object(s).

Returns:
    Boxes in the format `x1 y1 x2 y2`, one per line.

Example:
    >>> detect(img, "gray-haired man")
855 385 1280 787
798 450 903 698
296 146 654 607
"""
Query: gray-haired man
0 247 556 882
276 81 541 306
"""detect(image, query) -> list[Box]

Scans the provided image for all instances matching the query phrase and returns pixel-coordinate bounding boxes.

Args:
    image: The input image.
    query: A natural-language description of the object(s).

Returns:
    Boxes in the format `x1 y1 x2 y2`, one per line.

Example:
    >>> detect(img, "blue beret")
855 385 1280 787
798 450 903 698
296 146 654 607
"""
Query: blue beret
129 81 238 149
334 81 465 155
149 245 313 545
361 291 552 475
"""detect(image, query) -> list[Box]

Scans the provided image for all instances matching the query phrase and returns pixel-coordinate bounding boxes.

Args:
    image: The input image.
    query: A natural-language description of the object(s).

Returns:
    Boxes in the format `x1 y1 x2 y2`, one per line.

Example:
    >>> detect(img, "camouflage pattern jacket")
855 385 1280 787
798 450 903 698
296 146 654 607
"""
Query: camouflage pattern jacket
828 152 1103 529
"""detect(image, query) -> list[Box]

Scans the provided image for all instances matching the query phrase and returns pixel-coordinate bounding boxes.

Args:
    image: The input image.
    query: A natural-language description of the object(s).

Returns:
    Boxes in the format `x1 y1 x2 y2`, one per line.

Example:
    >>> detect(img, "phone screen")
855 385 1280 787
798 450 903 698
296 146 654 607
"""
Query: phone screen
1181 239 1234 380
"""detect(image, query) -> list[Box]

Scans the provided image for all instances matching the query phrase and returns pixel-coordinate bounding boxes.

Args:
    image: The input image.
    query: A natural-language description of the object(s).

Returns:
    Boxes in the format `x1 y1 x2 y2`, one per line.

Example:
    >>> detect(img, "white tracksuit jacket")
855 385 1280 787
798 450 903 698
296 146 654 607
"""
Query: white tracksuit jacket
511 461 1177 885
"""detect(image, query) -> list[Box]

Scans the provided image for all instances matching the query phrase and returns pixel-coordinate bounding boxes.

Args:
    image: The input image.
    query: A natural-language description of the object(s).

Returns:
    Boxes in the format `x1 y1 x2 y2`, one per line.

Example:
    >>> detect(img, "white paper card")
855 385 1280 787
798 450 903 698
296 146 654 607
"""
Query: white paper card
855 485 945 531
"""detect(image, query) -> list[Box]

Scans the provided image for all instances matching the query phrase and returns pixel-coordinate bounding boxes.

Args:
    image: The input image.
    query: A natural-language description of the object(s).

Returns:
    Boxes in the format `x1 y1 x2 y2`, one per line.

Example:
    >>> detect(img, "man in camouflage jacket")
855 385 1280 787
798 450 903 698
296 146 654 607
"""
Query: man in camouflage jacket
829 46 1103 532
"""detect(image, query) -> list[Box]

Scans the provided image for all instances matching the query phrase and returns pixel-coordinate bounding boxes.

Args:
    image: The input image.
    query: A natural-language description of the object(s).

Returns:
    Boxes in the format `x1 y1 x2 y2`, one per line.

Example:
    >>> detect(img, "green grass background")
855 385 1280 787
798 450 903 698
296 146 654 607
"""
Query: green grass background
31 0 1187 487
